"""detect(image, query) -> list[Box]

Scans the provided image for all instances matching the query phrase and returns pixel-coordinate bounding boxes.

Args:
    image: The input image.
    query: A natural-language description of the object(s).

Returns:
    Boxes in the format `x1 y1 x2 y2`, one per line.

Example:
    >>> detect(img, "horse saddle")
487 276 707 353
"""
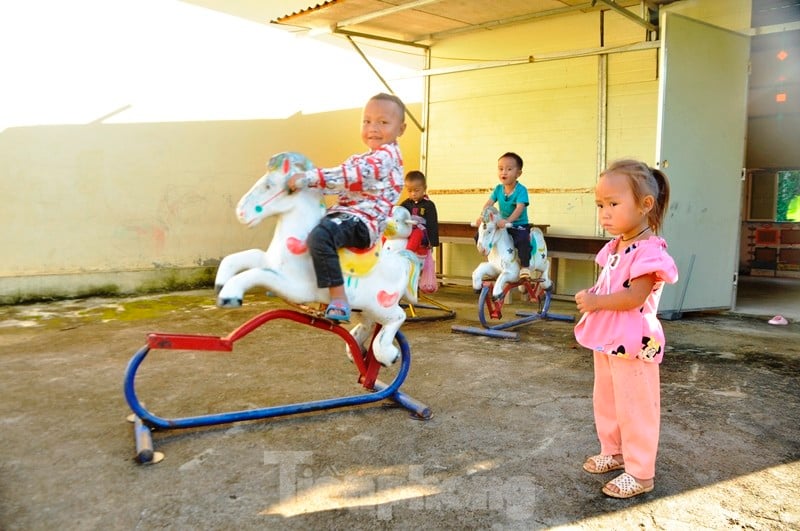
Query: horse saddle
338 243 382 276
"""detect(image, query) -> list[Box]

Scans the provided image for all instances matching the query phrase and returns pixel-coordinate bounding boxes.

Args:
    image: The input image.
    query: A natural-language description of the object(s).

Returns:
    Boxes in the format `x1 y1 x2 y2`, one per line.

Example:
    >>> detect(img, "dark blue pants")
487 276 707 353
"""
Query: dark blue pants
307 213 370 288
508 225 532 268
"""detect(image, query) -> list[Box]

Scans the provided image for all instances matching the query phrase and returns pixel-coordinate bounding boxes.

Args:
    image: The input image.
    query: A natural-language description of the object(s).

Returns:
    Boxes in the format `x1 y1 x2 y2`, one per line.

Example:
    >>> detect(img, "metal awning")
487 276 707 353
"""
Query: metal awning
270 0 675 45
179 0 683 131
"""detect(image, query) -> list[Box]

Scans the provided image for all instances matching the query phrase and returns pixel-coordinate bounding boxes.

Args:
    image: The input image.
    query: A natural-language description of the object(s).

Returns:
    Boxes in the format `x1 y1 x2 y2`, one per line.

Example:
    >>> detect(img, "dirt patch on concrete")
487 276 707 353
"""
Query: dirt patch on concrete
0 287 798 529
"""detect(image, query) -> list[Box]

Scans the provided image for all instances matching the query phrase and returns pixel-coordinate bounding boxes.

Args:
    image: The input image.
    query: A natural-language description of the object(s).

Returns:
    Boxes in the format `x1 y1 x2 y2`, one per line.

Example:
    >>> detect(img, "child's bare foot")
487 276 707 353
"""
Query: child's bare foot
583 454 624 474
602 473 654 499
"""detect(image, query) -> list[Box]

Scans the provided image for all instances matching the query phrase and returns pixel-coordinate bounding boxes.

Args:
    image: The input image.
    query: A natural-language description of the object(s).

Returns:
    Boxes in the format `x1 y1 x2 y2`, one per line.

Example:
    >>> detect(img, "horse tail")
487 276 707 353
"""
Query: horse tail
528 228 552 289
530 227 547 257
397 250 421 304
529 227 549 273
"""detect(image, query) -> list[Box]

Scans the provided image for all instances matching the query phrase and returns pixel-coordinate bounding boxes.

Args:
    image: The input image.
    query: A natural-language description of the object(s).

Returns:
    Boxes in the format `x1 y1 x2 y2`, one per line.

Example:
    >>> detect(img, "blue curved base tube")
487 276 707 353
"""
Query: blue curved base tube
451 283 574 340
124 309 431 462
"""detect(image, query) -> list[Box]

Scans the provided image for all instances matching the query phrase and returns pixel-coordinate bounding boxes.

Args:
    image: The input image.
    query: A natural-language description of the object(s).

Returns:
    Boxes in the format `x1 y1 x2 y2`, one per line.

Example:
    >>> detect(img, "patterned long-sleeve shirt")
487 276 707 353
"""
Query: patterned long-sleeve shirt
302 142 403 245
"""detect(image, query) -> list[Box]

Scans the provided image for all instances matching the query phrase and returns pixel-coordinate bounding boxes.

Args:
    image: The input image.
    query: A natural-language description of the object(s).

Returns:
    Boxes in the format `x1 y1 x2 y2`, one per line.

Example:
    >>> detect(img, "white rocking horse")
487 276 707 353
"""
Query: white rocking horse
214 152 420 366
472 206 552 300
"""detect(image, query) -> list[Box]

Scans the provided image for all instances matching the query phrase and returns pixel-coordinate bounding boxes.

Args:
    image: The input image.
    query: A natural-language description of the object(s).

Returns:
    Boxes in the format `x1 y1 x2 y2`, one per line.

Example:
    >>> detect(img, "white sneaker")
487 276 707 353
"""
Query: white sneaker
519 268 531 279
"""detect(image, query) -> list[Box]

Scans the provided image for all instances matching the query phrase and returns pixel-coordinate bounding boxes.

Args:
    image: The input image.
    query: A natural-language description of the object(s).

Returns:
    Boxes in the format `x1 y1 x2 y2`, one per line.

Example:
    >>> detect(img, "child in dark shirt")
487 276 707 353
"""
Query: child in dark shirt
400 170 439 293
400 170 439 251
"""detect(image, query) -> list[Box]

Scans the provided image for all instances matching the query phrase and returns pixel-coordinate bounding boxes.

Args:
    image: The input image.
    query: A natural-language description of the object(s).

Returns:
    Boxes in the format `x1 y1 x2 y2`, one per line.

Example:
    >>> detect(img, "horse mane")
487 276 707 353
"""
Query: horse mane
482 205 500 223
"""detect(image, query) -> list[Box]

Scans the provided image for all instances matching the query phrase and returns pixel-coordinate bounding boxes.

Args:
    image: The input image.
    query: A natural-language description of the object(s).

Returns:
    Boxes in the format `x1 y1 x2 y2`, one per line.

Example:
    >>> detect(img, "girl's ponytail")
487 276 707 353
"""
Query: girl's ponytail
649 167 670 234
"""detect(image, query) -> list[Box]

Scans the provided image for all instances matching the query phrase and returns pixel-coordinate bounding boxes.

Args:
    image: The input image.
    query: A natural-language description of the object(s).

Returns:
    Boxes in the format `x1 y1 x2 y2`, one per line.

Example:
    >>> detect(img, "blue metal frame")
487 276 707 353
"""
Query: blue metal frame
452 281 574 340
124 309 431 463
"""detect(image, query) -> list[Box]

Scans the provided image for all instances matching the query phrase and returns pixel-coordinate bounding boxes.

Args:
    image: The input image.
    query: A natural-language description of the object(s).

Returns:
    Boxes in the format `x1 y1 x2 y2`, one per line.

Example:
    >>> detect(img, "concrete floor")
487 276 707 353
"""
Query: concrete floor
0 285 798 529
735 275 800 323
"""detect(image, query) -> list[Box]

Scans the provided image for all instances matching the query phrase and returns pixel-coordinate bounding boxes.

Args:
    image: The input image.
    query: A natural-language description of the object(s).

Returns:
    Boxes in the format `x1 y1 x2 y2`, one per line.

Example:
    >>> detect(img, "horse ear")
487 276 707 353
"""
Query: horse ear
267 153 283 173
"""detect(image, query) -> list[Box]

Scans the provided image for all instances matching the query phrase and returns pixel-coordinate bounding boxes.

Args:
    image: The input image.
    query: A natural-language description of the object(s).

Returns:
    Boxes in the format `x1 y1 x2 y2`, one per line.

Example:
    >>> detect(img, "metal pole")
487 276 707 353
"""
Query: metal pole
345 35 425 132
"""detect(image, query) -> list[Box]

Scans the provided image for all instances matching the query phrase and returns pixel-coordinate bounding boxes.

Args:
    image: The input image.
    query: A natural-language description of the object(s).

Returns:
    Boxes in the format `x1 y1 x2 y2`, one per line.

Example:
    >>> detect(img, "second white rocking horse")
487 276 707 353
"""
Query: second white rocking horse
472 206 552 300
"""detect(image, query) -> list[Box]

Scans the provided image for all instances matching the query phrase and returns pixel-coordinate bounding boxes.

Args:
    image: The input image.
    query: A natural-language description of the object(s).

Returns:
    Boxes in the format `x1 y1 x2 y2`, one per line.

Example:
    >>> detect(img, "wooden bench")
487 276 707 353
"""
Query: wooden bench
542 234 607 295
435 221 607 295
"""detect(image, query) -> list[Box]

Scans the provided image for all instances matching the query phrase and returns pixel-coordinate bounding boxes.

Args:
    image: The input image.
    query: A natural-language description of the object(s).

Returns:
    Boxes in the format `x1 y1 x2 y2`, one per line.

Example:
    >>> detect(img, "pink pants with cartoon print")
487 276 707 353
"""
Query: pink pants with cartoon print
593 351 660 480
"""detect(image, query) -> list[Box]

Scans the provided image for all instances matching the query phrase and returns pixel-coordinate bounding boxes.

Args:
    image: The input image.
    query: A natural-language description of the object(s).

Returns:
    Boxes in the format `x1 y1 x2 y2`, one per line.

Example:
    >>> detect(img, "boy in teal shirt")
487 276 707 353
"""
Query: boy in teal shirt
476 152 532 278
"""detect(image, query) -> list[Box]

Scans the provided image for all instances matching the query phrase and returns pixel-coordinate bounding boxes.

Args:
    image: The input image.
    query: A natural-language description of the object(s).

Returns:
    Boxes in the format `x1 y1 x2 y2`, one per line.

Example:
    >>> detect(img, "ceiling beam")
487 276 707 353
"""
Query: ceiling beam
749 20 800 36
594 0 657 32
393 40 660 78
334 28 430 48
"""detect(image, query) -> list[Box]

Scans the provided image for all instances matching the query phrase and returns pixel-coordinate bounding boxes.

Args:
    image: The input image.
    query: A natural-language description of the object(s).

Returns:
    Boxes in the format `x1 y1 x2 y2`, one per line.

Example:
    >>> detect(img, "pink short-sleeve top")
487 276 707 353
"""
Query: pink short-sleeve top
574 235 679 363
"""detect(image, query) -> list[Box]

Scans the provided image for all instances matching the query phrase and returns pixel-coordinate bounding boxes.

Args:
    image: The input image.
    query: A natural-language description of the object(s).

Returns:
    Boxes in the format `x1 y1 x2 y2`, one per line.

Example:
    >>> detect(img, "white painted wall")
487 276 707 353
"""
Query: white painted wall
0 107 422 301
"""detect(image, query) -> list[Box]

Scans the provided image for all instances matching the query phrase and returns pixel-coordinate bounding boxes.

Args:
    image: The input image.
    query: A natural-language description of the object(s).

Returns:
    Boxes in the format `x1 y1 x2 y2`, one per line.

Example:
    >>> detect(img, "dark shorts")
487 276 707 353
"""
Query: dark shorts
306 213 370 288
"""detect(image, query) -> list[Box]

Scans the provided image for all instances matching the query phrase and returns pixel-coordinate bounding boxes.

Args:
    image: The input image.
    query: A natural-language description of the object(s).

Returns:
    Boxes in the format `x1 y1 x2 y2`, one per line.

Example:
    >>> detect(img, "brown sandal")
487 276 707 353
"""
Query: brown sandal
602 473 654 499
583 454 624 474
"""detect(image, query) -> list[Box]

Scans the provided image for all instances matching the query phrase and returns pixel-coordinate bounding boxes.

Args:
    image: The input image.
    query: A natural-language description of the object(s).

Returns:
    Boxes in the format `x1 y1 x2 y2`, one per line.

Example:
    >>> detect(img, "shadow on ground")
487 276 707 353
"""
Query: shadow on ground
0 286 798 529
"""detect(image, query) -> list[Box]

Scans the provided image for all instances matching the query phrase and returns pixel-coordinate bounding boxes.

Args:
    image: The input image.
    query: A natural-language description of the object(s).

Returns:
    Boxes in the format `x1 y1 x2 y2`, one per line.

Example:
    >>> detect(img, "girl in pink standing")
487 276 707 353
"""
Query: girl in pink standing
574 160 679 499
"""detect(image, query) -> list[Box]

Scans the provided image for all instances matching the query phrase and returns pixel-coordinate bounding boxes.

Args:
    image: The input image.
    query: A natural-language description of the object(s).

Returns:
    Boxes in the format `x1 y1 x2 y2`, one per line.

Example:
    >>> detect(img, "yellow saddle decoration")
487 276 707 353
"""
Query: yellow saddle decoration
338 241 381 277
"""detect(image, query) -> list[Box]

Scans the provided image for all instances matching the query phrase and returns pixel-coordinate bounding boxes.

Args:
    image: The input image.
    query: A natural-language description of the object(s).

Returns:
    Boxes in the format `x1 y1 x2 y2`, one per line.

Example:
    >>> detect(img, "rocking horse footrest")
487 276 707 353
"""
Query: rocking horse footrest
147 333 233 351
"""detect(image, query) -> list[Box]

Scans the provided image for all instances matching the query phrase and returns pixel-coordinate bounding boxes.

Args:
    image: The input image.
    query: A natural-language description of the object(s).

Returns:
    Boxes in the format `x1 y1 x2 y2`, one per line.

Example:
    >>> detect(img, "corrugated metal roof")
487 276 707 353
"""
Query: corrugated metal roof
271 0 657 44
180 1 685 45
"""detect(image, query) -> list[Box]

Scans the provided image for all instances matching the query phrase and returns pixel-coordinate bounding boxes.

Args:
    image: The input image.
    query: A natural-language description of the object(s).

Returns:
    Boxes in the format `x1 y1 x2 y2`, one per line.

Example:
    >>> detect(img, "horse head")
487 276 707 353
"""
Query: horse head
383 206 419 253
476 206 503 256
236 152 317 227
471 205 526 298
